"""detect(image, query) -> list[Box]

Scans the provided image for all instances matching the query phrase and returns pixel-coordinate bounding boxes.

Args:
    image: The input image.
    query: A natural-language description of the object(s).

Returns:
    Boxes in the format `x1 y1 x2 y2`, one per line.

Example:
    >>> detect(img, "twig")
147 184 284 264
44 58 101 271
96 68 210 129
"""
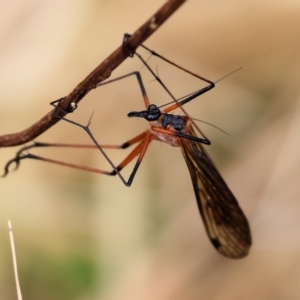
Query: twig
8 220 23 300
0 0 186 147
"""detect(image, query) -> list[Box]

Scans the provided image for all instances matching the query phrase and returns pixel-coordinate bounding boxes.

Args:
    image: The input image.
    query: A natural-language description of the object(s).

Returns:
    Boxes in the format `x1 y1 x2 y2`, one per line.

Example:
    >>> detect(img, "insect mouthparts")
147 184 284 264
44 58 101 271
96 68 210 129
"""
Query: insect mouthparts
127 111 140 118
127 110 149 119
128 108 159 121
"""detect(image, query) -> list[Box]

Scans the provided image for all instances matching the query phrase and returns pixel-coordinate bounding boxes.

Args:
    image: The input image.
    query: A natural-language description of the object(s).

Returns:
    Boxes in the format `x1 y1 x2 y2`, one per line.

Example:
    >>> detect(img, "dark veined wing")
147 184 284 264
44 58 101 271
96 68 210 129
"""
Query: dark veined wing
179 125 251 259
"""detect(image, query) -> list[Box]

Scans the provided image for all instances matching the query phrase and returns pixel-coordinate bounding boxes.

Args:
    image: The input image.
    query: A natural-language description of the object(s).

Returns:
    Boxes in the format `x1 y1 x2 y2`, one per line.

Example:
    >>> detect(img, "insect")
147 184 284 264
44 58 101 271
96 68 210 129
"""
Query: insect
3 40 251 259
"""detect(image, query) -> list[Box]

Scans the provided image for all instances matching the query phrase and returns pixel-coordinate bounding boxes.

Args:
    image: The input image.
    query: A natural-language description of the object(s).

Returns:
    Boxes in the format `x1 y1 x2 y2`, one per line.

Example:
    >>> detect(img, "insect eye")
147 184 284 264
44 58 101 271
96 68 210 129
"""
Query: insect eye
148 104 159 114
146 104 161 121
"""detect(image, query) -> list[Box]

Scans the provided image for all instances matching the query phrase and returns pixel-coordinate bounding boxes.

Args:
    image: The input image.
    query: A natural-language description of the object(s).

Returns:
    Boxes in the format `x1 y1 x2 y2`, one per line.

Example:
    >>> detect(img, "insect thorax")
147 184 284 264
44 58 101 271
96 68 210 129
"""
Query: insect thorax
151 113 187 147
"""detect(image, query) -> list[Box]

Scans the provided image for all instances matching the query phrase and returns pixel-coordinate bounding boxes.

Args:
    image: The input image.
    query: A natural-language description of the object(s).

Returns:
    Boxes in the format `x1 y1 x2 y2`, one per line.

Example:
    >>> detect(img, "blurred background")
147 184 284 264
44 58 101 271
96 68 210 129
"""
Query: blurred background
1 0 300 299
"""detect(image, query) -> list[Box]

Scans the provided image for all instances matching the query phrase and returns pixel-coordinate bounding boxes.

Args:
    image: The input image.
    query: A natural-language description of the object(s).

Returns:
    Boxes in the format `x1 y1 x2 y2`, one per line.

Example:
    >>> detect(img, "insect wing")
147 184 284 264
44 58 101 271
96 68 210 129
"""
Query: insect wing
179 127 251 258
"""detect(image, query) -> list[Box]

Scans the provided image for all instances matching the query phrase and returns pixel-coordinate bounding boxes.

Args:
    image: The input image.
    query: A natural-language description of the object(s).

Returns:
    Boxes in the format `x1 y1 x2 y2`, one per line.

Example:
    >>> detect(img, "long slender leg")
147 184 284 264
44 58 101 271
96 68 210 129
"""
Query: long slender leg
122 34 216 143
141 44 215 90
47 94 148 185
2 132 148 183
134 51 214 112
122 34 214 111
123 131 153 186
12 130 148 155
4 132 151 187
97 71 151 108
3 70 154 182
39 70 156 184
121 38 215 140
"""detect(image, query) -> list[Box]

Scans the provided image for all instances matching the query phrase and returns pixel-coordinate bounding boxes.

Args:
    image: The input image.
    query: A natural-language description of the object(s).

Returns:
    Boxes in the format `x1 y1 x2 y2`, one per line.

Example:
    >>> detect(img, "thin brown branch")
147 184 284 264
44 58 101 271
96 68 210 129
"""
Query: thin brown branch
0 0 186 147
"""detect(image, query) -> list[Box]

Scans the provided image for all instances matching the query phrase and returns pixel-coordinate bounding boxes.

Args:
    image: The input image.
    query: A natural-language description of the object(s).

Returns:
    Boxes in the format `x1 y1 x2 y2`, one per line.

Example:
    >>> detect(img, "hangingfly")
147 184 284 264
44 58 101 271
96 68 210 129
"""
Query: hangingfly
127 103 251 258
2 40 251 259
